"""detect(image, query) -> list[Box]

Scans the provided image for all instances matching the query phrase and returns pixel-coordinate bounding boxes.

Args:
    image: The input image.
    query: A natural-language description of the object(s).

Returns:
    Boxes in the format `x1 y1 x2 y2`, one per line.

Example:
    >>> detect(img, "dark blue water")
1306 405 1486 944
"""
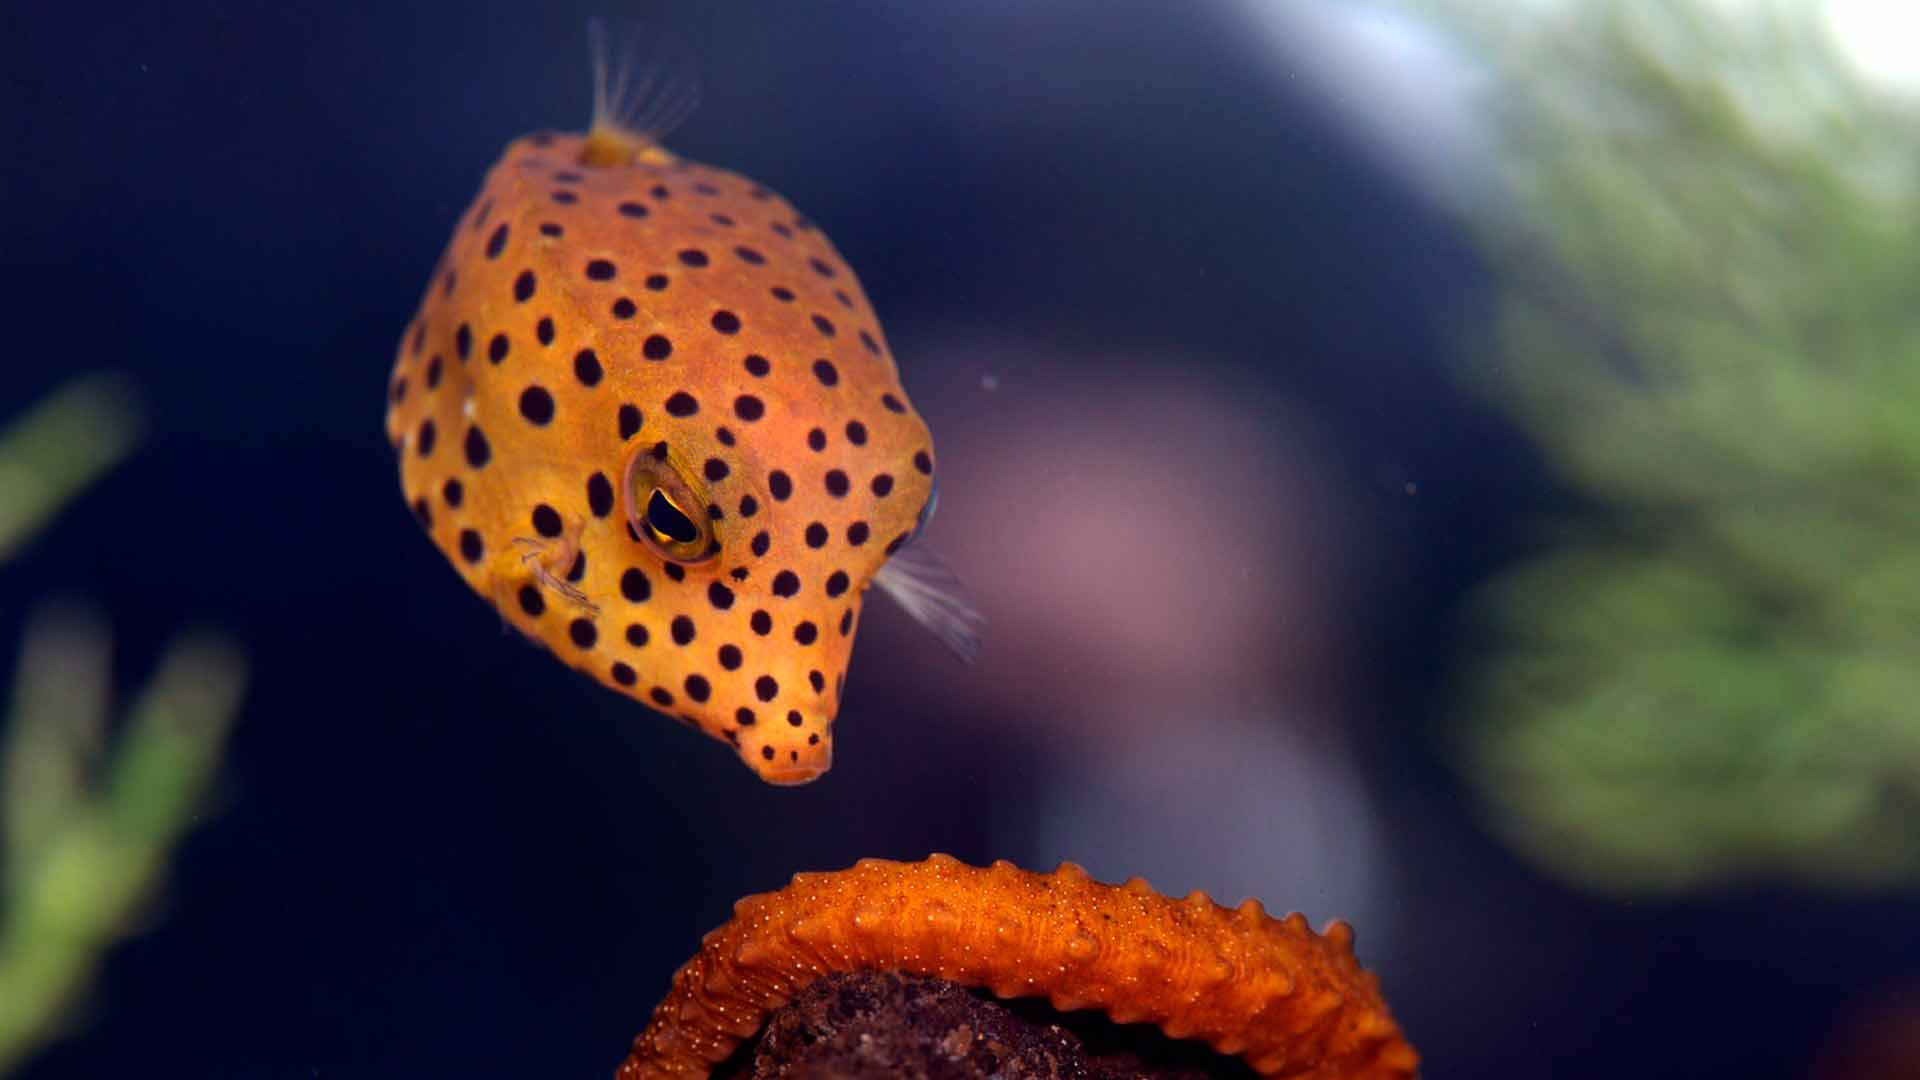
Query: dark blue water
3 2 1912 1078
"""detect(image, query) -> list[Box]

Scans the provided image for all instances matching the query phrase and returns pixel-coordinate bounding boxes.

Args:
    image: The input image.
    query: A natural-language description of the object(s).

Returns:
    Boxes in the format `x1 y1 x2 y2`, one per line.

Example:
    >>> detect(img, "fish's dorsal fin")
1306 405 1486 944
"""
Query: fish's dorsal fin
872 543 986 664
584 19 701 166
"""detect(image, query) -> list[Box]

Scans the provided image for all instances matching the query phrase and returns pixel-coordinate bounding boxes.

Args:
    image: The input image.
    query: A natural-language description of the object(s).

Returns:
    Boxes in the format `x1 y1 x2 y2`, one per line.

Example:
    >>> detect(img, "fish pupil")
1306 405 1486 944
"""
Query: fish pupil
646 488 700 544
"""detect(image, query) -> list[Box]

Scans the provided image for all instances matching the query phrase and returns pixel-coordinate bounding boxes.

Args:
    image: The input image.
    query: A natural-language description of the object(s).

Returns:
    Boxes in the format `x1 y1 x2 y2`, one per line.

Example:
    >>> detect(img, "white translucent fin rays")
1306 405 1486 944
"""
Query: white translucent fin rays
872 543 986 664
588 18 702 145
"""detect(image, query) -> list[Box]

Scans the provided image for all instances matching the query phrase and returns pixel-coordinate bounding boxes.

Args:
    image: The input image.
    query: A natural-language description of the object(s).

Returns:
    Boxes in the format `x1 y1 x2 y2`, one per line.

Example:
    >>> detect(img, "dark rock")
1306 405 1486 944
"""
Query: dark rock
713 970 1256 1079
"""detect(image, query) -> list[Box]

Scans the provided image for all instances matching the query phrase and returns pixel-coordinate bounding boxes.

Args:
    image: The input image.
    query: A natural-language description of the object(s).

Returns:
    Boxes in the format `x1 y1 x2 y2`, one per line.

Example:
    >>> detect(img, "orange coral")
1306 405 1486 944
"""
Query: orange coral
619 855 1417 1079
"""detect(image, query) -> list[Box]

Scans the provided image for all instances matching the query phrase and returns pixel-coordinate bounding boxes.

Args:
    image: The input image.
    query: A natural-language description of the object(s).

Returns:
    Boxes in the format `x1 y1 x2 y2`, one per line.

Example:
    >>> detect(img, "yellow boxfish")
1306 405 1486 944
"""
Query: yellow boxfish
384 37 977 784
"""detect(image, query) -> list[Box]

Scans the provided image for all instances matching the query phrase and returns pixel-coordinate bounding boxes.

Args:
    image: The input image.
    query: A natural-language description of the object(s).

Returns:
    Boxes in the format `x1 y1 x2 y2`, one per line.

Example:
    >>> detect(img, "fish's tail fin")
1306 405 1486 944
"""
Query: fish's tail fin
582 18 701 167
872 543 986 664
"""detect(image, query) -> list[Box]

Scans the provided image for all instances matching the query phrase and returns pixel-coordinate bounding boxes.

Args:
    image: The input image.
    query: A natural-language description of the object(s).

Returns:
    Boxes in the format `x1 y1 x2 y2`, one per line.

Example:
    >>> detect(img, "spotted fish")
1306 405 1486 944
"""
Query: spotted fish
384 38 977 785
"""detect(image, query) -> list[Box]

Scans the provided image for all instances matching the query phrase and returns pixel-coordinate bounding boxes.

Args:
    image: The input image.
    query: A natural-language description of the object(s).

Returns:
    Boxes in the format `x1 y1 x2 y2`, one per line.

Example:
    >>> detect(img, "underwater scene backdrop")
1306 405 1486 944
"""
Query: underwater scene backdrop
3 0 1918 1077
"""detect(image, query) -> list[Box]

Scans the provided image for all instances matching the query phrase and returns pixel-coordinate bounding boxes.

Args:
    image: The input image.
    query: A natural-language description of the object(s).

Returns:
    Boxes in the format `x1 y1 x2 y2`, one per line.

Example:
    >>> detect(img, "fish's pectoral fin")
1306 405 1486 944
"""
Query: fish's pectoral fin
512 535 601 616
872 543 985 664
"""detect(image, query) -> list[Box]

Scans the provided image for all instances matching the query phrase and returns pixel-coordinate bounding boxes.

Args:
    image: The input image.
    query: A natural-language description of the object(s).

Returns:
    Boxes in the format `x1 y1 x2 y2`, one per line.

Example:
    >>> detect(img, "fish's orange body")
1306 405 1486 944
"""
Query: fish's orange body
384 124 934 785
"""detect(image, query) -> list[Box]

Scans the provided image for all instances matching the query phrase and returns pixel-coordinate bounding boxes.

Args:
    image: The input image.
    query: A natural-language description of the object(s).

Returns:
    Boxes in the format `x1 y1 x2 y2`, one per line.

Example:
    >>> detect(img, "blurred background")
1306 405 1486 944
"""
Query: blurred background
3 0 1918 1076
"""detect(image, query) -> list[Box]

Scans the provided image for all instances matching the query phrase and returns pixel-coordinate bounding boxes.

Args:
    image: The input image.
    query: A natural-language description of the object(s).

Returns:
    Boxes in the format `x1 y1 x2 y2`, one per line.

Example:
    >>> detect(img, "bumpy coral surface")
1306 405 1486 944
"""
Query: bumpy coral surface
619 855 1417 1079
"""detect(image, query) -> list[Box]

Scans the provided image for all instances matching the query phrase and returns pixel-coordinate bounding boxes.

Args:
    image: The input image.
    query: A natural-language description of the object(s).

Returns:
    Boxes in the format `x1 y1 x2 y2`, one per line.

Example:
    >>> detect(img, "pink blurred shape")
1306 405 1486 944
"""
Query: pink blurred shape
855 334 1390 942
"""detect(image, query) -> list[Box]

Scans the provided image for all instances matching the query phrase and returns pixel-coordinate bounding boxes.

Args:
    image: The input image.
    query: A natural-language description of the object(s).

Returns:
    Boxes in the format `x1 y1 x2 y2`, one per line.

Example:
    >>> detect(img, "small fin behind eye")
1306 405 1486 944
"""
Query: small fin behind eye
512 536 601 615
872 543 985 664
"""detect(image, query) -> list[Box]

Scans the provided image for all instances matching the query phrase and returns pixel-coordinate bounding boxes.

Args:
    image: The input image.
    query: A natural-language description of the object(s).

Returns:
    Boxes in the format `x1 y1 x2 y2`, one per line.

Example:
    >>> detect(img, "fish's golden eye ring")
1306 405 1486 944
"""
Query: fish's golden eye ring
623 445 719 566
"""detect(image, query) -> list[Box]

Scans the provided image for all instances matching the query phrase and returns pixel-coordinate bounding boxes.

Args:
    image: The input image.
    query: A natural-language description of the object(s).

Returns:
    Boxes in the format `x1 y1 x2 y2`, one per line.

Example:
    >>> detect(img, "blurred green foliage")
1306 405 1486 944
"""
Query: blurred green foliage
0 382 247 1074
1428 2 1920 893
0 375 144 564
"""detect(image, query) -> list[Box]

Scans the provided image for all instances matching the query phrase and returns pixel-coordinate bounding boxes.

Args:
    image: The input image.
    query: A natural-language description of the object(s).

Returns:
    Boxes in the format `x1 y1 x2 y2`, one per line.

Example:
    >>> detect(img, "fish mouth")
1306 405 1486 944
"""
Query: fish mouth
746 739 832 786
758 764 826 786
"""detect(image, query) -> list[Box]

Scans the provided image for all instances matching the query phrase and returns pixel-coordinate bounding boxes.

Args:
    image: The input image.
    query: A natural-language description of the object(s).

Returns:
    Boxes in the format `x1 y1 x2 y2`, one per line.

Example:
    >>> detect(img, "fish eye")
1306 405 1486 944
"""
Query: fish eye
645 488 699 544
624 447 719 565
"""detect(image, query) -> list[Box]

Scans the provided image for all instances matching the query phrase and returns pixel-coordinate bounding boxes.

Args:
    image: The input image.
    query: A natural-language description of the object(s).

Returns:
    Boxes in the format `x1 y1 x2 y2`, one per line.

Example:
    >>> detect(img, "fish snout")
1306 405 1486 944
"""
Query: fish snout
738 709 833 785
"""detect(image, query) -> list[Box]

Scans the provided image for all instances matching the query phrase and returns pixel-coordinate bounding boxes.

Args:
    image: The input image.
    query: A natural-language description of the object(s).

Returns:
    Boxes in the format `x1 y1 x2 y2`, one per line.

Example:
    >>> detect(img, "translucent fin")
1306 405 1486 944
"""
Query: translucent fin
512 536 600 615
872 543 985 664
585 18 700 162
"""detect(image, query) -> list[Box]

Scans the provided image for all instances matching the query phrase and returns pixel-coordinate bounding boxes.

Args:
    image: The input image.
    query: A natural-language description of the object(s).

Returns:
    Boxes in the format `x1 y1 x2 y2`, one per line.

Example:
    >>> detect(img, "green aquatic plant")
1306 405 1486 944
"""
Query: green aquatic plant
1426 1 1920 893
0 375 144 565
0 382 247 1075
